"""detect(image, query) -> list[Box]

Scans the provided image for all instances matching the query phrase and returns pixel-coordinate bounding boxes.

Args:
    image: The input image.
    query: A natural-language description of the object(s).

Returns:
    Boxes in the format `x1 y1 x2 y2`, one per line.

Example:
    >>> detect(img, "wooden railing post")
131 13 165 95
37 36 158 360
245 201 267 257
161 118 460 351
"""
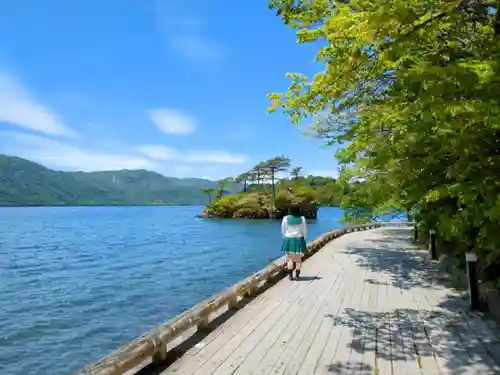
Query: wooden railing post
151 337 168 364
413 222 419 243
245 283 257 298
197 314 210 332
465 250 480 310
228 295 239 310
429 229 437 260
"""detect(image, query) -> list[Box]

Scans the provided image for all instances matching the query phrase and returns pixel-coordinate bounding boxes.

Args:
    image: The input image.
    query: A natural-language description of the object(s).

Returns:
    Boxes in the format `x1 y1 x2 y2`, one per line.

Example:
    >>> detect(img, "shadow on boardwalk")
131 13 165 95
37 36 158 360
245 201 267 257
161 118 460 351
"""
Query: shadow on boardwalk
326 227 500 375
348 228 446 291
326 361 373 374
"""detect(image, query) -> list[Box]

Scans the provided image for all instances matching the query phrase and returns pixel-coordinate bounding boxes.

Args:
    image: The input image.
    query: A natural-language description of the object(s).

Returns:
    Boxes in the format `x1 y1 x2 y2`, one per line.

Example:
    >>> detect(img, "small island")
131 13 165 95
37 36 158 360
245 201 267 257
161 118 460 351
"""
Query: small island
199 156 341 219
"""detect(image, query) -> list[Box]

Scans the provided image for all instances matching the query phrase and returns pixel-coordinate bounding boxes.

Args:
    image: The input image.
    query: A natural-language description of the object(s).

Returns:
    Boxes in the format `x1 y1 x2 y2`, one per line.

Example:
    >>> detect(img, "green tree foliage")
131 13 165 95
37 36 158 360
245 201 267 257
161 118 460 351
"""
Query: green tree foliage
217 177 234 199
251 163 268 187
200 188 216 204
268 0 500 279
206 187 318 219
206 193 248 218
291 166 302 179
235 172 251 192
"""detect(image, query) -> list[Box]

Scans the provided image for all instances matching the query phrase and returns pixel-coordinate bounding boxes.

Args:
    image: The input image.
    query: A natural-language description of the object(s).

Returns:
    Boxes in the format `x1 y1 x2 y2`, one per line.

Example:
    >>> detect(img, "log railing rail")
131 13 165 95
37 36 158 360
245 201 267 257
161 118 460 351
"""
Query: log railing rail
74 221 411 375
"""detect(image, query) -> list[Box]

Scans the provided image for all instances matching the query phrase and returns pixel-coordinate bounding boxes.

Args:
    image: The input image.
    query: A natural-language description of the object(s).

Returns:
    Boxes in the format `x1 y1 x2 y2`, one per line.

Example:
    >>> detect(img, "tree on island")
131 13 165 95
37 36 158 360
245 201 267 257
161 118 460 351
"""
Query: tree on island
200 188 216 204
217 177 233 199
291 166 302 180
251 163 268 187
265 155 291 209
235 172 250 193
247 170 257 190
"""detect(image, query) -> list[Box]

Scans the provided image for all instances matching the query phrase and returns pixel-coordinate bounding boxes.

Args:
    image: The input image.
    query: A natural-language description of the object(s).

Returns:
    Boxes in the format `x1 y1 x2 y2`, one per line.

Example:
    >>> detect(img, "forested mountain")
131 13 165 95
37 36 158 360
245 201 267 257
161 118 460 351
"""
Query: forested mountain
0 155 227 206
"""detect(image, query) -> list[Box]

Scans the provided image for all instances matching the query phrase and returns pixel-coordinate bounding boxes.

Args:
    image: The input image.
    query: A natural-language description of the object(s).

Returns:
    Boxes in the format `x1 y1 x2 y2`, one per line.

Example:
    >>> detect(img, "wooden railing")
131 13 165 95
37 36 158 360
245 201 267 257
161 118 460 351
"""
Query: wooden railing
73 222 404 375
377 220 415 227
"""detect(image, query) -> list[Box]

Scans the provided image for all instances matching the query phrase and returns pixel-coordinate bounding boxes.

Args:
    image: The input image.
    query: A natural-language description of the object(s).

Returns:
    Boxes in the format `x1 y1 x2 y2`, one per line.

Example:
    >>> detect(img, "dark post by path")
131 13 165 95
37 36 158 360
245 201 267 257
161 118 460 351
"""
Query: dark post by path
413 222 418 243
466 250 480 310
429 229 437 260
466 225 481 310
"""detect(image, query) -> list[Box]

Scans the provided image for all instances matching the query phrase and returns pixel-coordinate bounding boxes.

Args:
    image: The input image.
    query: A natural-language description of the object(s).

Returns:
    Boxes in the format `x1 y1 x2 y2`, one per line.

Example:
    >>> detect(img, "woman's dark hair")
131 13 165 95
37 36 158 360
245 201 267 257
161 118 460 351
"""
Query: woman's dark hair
288 204 302 217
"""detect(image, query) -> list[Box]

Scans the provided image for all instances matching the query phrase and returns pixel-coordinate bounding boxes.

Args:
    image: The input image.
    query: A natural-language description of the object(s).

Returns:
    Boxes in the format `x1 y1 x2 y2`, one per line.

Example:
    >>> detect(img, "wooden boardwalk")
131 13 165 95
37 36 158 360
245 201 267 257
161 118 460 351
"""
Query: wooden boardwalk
159 226 500 375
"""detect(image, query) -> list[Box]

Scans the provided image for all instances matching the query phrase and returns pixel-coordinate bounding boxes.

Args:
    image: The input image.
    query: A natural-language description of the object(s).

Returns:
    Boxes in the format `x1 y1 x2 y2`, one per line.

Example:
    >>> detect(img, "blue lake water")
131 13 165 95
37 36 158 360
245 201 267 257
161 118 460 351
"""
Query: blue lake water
0 206 347 375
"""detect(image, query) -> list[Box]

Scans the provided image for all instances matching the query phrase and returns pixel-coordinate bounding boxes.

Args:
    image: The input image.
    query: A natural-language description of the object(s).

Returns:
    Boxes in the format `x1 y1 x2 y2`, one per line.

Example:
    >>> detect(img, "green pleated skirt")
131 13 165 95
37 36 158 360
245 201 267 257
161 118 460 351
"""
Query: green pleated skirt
281 236 307 254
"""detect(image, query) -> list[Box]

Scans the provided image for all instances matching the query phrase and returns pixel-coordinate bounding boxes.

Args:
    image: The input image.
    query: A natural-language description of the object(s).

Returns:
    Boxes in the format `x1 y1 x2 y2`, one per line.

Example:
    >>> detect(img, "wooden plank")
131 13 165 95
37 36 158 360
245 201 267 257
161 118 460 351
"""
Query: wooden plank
345 259 374 375
373 227 440 375
187 250 335 375
450 317 500 375
361 248 392 375
370 234 401 375
374 269 392 375
268 235 364 375
379 235 422 375
388 252 440 375
254 235 371 375
393 287 424 374
460 311 500 369
230 250 352 375
161 272 305 374
295 252 360 375
313 256 371 375
387 284 406 375
419 309 475 374
371 229 434 374
297 253 360 375
162 295 276 374
407 257 478 374
355 256 379 375
249 250 352 375
423 287 500 374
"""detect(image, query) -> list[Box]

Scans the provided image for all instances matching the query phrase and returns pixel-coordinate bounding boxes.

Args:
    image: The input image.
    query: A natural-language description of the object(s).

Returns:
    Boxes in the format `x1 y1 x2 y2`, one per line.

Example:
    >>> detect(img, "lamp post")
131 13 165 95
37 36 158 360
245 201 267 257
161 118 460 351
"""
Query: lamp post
466 250 480 310
429 229 437 260
466 225 481 310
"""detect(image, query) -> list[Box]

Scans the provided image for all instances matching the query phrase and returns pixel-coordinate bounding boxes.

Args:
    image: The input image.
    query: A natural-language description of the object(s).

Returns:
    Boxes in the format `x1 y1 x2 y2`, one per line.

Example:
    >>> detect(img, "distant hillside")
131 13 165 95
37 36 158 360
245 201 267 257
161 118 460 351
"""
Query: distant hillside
0 155 237 206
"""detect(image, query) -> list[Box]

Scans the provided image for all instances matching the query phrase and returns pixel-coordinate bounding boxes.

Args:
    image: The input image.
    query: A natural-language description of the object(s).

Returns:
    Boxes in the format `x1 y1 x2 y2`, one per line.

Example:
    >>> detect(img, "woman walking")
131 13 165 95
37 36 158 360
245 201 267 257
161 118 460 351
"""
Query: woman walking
281 204 308 280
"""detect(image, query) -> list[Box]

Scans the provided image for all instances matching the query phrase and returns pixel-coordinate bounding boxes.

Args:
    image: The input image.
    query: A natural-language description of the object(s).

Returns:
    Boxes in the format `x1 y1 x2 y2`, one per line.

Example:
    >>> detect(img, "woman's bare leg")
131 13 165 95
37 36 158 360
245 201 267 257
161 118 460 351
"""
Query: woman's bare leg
295 258 302 270
287 254 295 280
294 254 303 279
285 254 302 280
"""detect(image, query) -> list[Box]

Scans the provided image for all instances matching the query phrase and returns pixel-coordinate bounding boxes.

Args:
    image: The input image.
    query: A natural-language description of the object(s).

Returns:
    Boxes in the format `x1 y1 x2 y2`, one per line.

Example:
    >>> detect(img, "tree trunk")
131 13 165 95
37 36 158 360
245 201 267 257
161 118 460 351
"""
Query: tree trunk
243 180 247 193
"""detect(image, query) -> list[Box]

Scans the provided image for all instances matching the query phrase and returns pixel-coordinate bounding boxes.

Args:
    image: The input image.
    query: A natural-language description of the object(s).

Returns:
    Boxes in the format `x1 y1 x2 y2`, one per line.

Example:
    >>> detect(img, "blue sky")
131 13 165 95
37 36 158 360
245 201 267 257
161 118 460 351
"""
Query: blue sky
0 0 339 180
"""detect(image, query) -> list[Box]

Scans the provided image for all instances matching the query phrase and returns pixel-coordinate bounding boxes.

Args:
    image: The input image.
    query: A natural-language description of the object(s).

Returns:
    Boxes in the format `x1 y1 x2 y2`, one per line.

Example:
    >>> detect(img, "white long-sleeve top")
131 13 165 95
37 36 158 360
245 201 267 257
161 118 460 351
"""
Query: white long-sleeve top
281 215 307 239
